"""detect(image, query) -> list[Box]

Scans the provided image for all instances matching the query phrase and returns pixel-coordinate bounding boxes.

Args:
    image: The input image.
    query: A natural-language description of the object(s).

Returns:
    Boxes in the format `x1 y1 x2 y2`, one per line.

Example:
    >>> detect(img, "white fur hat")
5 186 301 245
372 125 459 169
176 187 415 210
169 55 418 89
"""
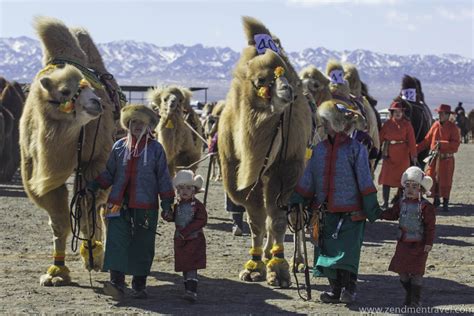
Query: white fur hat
401 166 433 195
173 170 205 193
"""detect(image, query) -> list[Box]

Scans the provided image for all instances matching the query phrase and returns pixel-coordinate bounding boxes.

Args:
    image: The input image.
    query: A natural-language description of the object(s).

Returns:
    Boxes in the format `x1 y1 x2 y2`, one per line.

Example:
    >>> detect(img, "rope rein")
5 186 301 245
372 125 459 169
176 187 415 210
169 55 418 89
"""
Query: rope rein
69 115 102 281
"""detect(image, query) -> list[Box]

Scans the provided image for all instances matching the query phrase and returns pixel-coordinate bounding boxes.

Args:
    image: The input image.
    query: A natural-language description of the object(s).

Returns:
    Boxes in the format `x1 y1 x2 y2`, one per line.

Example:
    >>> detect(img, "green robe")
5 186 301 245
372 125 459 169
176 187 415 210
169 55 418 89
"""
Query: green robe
103 206 158 276
313 193 382 279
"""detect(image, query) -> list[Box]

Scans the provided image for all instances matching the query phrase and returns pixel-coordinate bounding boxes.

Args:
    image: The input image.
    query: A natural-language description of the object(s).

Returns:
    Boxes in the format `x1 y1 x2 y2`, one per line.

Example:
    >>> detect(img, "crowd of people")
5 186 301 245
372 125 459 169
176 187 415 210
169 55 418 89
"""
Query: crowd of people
86 94 461 307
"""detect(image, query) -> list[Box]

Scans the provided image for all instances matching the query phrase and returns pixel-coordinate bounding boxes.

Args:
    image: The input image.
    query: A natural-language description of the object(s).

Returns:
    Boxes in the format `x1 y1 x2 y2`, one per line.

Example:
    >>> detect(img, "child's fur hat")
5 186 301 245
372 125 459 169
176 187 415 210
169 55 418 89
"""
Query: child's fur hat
401 166 433 195
173 170 205 193
120 104 159 130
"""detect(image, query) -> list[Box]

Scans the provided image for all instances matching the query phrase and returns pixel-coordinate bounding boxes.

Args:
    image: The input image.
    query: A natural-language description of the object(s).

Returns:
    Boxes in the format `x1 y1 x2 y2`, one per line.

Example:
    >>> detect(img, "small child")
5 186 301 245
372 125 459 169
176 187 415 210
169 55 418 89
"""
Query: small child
162 170 207 302
380 166 436 307
89 104 175 300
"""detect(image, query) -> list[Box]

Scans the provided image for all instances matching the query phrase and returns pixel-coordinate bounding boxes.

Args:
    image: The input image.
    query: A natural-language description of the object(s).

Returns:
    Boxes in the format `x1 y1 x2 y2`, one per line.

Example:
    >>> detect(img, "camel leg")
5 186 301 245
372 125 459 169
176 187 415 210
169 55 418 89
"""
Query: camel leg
263 160 304 288
239 203 267 282
78 160 107 272
265 203 291 288
289 230 306 273
263 225 273 264
77 193 105 272
36 184 72 286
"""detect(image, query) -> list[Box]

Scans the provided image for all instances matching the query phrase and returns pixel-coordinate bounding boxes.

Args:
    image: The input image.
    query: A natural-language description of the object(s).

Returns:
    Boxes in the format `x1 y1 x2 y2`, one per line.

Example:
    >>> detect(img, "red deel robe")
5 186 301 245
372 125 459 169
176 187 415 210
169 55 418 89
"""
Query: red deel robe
378 118 417 187
417 120 461 198
163 199 207 272
381 199 436 275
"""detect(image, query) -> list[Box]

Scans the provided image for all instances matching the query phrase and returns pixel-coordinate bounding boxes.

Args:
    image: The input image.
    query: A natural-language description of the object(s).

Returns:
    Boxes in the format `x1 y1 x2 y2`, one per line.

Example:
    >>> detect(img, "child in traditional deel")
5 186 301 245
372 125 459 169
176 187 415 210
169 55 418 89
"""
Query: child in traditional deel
380 166 436 307
88 104 175 300
162 170 207 302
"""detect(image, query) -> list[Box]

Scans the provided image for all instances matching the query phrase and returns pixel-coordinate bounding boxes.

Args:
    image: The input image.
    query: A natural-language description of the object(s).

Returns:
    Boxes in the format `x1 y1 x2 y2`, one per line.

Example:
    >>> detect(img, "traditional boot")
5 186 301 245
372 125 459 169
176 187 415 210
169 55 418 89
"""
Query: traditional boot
131 275 148 299
442 198 449 212
232 213 243 236
400 280 411 306
410 284 422 307
340 272 357 304
184 279 198 302
320 278 342 303
433 196 441 208
103 270 125 300
382 185 390 209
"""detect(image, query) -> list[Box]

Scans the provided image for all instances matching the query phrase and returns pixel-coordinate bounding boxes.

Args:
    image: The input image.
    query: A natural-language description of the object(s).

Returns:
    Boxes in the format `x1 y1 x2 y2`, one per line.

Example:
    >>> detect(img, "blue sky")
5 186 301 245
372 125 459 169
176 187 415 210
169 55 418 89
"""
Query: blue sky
0 0 473 58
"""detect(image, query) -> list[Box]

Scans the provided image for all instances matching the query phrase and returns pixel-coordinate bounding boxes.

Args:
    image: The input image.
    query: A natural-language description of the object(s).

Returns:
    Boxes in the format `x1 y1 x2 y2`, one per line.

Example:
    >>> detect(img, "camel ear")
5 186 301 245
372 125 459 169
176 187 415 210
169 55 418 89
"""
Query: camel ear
40 77 54 92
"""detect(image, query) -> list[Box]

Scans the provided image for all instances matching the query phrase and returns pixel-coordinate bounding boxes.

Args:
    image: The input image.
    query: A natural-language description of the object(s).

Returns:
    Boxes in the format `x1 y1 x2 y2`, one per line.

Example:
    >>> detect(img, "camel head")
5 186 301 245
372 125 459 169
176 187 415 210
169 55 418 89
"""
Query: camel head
246 49 295 113
38 64 102 125
147 85 187 119
299 66 331 106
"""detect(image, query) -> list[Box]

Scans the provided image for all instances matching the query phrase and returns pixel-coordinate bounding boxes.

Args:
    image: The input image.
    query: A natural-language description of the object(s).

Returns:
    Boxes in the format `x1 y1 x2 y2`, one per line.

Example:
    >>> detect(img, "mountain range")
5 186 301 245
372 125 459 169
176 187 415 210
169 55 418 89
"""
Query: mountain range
1 36 473 106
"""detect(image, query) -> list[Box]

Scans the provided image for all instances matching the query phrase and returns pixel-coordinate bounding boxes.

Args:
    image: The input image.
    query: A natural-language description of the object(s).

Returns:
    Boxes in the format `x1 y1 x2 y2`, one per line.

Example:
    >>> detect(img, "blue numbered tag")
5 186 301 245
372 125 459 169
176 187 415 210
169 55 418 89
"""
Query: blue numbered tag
254 34 280 55
329 69 345 84
401 88 416 102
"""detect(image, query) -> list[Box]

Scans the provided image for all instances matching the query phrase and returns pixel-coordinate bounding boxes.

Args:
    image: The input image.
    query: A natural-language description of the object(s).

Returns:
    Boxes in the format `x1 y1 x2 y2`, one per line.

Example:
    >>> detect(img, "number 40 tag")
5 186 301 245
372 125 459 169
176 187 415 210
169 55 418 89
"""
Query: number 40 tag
254 34 280 55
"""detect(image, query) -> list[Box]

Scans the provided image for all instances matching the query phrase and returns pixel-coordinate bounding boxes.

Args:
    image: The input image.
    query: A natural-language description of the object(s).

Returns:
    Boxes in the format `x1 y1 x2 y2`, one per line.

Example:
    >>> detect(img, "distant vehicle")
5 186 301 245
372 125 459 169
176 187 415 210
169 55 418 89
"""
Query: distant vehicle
190 100 204 116
379 108 390 124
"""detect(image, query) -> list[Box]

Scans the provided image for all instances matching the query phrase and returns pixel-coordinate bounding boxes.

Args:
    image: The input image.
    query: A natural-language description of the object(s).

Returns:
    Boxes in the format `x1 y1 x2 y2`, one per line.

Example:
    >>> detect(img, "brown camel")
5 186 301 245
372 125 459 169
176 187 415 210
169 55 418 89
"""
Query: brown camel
218 16 311 288
0 80 25 181
148 85 202 176
203 100 225 181
19 16 118 286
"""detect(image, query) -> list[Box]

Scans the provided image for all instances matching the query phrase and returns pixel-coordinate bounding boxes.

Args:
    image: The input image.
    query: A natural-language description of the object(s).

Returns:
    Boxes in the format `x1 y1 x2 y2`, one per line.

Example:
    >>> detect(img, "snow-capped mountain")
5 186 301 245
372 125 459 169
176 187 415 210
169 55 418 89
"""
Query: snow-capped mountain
1 36 472 86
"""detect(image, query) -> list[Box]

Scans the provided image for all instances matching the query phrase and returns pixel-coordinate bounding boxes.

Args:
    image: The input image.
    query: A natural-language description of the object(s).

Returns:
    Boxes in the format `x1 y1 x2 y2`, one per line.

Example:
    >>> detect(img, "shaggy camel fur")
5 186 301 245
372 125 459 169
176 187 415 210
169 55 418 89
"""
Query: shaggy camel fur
299 66 332 145
19 16 117 286
148 86 202 176
204 100 225 181
218 16 311 288
343 63 380 170
0 79 24 181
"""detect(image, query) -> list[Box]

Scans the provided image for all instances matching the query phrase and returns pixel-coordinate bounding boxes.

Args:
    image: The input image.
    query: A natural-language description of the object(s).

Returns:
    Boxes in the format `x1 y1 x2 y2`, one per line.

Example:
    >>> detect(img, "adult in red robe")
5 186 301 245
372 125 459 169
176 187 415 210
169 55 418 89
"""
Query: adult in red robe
379 101 417 208
417 104 461 211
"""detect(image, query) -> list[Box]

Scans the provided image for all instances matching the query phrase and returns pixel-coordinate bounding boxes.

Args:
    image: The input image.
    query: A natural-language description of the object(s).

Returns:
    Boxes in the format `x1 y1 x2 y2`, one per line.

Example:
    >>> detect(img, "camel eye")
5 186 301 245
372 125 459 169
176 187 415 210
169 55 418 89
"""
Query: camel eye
257 78 266 86
61 89 71 96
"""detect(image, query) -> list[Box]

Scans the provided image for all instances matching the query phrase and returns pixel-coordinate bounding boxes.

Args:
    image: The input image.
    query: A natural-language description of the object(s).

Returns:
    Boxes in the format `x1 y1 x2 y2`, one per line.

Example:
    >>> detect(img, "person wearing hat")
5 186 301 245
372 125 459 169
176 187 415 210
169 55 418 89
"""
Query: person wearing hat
88 104 175 299
378 98 417 209
162 169 207 302
416 104 461 211
291 98 383 304
380 166 436 307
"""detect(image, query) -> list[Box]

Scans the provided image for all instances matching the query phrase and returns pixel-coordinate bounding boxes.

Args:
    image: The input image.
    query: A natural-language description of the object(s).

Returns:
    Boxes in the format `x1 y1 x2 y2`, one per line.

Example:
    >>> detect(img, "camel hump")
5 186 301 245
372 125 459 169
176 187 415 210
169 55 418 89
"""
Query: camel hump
33 16 87 66
242 16 271 42
70 27 107 71
343 63 362 97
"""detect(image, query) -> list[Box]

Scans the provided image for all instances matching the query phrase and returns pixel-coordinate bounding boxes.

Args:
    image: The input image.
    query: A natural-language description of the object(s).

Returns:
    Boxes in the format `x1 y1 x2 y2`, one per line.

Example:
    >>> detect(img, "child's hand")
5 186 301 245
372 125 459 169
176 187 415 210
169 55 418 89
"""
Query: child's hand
162 210 173 222
424 245 432 253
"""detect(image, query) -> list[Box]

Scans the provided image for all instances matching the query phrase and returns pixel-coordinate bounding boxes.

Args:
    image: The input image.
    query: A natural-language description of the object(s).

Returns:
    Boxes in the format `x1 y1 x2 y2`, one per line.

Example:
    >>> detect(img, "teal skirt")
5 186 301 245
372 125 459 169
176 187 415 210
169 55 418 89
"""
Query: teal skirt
313 212 366 280
103 207 158 276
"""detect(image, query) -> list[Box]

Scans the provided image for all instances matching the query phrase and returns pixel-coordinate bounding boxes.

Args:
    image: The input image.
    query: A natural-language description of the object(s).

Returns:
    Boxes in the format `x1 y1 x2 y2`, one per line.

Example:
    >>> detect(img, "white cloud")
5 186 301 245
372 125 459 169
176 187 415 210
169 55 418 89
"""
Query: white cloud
287 0 400 6
436 6 474 21
386 9 417 31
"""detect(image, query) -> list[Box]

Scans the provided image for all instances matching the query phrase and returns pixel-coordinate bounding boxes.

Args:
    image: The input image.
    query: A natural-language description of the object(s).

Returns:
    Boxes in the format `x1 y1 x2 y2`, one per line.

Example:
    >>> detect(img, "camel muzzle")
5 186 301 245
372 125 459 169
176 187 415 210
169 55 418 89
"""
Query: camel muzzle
84 98 103 117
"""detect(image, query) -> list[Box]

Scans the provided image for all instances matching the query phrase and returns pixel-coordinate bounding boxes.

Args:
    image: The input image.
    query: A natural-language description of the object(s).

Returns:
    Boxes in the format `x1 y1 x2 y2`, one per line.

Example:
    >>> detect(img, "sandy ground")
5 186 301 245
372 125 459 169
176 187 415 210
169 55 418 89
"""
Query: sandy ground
0 144 473 315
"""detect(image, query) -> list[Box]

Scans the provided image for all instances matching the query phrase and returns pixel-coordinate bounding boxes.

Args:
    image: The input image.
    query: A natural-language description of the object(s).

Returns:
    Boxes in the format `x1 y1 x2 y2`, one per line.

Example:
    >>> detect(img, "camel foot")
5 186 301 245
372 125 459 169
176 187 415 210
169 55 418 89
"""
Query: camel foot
80 240 104 271
289 256 306 273
240 259 266 282
39 265 71 286
266 257 291 288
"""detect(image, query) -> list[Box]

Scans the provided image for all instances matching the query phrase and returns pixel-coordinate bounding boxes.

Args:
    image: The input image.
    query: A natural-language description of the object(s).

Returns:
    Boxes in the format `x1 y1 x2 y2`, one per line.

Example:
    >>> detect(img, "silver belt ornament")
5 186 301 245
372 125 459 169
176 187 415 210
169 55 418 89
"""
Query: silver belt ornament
332 217 344 239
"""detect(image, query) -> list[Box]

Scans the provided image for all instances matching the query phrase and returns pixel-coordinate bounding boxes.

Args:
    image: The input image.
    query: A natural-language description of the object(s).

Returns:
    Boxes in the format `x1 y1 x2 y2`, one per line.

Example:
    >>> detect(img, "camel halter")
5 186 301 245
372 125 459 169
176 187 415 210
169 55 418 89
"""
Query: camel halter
50 58 127 120
48 78 91 114
252 66 286 103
